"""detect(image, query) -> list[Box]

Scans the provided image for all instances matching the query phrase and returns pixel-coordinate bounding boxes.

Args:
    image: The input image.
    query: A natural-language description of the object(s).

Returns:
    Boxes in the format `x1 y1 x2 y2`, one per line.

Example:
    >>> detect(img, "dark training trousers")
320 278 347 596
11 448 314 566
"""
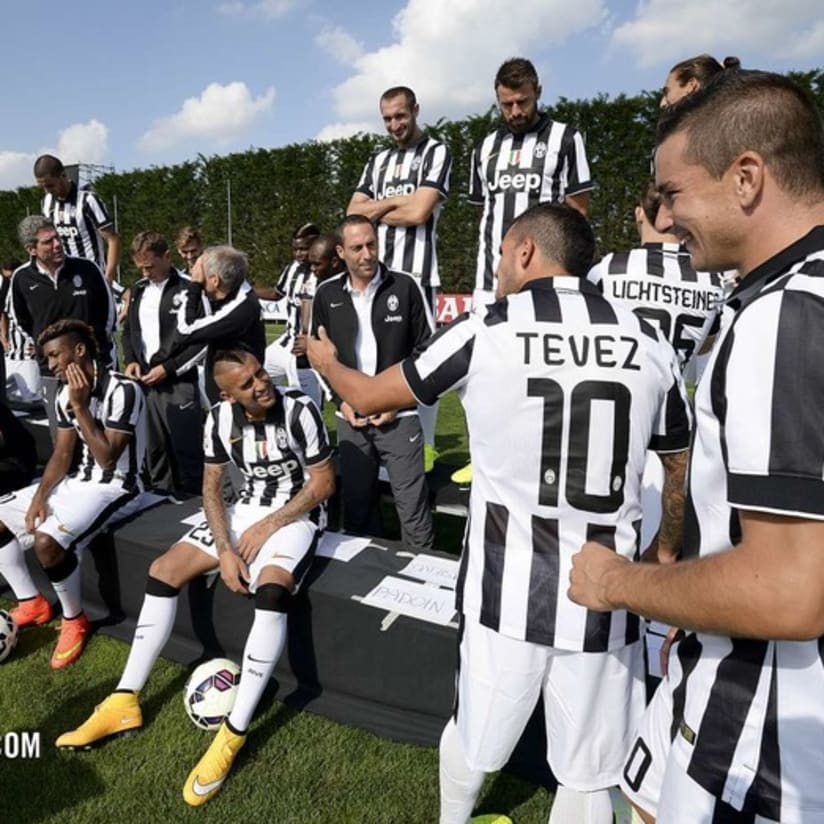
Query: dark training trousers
337 414 434 553
144 376 203 496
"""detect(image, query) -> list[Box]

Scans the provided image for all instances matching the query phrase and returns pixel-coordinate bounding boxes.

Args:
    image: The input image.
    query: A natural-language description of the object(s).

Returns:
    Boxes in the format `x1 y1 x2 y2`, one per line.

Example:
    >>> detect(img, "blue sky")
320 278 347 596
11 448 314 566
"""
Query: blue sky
1 0 822 190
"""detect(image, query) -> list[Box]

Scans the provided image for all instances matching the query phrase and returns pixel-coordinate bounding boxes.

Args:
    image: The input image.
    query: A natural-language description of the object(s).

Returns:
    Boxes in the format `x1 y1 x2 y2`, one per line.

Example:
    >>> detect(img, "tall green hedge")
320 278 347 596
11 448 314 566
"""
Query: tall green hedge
2 69 822 292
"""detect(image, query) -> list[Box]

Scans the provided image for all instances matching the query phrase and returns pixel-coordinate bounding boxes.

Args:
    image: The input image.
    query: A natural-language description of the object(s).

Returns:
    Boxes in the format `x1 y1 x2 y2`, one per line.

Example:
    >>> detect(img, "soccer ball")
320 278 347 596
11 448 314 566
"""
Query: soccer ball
184 658 241 730
0 609 18 663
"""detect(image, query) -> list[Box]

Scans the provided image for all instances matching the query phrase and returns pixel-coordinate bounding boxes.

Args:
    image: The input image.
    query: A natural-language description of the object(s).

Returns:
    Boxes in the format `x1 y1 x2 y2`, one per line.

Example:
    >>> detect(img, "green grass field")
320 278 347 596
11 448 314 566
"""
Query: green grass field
0 331 553 822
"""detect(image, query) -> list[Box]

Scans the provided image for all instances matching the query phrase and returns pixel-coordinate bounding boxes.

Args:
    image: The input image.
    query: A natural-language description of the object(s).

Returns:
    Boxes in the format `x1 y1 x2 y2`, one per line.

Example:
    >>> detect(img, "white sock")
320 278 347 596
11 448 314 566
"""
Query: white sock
117 593 178 692
418 402 438 449
51 565 83 620
228 609 286 733
0 536 38 600
548 785 614 824
439 718 486 824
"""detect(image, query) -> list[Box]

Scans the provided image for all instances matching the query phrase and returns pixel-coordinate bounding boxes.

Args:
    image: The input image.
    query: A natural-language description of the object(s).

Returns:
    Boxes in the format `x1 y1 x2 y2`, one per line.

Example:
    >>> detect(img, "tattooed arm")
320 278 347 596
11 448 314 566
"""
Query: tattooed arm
642 450 688 565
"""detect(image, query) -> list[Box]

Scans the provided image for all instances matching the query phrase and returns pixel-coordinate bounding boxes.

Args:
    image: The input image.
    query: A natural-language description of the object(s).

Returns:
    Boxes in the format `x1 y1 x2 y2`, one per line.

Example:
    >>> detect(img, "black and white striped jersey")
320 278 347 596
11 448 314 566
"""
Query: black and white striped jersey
664 228 824 818
588 243 725 369
41 182 113 269
355 135 451 288
3 268 33 360
275 260 302 299
402 277 690 651
203 387 332 522
470 116 593 292
56 368 146 491
274 265 313 351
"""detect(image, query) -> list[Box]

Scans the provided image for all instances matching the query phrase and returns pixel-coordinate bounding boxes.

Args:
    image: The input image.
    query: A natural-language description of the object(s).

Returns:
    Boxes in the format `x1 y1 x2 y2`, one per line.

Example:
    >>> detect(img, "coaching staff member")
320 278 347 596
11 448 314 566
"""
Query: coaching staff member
122 231 205 495
173 245 265 403
312 215 435 552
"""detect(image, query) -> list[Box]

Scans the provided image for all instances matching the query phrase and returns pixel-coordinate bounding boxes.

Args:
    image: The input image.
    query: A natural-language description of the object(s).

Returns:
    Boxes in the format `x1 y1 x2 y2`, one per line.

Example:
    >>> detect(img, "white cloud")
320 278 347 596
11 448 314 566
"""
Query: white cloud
0 151 35 191
315 25 364 64
321 0 606 137
0 119 110 191
56 119 109 165
315 122 377 143
217 0 296 19
138 82 275 153
611 0 824 68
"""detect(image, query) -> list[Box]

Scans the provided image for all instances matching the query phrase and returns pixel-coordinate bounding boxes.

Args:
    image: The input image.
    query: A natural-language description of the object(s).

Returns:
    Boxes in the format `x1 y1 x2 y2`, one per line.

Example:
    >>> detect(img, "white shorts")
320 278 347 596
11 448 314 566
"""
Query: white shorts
263 339 297 385
5 358 41 402
0 478 148 553
180 503 319 593
621 644 676 818
455 617 645 790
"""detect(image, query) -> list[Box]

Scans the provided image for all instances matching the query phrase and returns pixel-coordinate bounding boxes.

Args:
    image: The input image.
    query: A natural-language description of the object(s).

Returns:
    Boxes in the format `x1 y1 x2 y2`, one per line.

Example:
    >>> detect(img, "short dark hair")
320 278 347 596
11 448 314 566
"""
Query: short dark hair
37 319 99 360
669 54 740 90
293 223 321 241
1 258 22 272
212 348 260 381
33 154 64 178
639 181 662 226
336 214 374 244
380 86 416 108
131 231 169 257
658 70 824 200
495 58 539 91
310 234 339 260
175 225 203 248
507 202 595 277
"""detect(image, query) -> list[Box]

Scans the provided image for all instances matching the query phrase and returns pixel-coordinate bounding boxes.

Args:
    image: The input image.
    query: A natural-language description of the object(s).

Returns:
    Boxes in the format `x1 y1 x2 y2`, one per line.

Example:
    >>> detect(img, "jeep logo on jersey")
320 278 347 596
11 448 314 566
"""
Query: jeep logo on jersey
72 275 83 288
275 426 288 450
488 168 542 194
250 458 299 479
56 226 79 239
387 295 399 312
381 182 416 198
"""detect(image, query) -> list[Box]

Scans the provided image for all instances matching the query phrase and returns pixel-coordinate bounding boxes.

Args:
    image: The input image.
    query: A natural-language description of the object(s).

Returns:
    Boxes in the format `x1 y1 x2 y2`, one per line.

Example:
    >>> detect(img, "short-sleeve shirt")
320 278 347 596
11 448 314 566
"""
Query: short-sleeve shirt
356 134 452 288
666 227 824 815
401 277 690 651
470 116 593 291
56 368 146 491
203 386 332 519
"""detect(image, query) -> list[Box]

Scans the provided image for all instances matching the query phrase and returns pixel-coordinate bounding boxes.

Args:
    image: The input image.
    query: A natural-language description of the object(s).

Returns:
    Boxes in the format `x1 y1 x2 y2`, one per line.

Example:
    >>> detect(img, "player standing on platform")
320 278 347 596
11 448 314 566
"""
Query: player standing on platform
570 69 824 824
348 86 451 473
455 58 594 486
0 320 147 668
34 154 120 285
57 349 335 807
309 202 691 824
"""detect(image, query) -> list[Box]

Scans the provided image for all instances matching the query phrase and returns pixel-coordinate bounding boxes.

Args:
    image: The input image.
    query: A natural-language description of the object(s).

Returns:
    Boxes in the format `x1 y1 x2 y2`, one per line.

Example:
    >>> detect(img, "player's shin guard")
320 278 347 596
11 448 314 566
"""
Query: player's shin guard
0 533 38 600
227 583 289 733
439 718 487 824
548 785 615 824
117 577 180 692
44 552 82 619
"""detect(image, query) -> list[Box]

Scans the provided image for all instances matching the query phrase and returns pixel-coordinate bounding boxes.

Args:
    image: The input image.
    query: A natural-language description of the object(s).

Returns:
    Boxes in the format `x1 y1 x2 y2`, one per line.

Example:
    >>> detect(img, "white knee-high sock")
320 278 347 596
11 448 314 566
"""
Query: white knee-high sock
548 785 614 824
117 588 179 692
418 402 438 449
45 553 82 619
227 608 287 733
0 536 38 600
439 718 487 824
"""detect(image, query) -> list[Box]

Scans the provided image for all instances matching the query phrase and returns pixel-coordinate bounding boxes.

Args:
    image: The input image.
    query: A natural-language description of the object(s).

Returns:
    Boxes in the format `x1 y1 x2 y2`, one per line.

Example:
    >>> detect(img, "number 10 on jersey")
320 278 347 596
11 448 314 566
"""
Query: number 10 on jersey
528 378 631 515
